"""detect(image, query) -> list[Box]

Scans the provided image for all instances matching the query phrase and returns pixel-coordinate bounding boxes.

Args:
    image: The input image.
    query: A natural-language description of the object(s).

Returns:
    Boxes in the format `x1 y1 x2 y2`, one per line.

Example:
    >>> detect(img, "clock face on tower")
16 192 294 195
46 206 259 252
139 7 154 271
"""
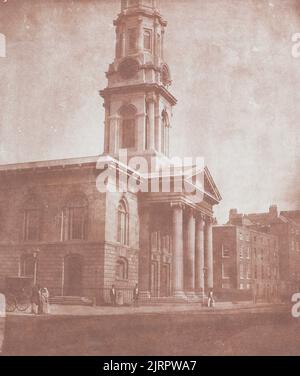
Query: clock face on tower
119 58 140 79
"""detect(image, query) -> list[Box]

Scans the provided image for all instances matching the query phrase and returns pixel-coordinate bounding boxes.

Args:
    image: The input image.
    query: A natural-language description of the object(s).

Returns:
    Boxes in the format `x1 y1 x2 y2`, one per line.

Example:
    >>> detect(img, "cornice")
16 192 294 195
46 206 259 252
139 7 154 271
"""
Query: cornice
100 83 177 106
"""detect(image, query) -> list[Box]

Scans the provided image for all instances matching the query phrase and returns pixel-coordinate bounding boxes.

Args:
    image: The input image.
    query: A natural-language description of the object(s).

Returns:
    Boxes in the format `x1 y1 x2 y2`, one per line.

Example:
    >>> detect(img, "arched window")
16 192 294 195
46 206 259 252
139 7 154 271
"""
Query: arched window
117 199 129 245
116 257 128 280
20 254 35 277
119 105 136 149
62 194 88 241
23 196 41 242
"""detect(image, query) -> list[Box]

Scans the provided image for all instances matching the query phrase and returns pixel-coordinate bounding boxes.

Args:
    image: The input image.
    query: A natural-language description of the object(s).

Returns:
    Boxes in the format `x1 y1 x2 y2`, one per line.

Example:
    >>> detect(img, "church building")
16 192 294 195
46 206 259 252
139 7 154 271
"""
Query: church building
0 0 221 304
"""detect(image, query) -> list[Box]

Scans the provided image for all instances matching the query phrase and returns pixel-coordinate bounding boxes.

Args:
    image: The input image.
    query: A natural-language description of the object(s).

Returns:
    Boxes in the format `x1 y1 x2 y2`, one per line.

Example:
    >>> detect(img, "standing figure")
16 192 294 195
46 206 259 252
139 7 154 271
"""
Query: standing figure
207 289 215 308
133 284 139 307
110 284 117 306
40 287 50 314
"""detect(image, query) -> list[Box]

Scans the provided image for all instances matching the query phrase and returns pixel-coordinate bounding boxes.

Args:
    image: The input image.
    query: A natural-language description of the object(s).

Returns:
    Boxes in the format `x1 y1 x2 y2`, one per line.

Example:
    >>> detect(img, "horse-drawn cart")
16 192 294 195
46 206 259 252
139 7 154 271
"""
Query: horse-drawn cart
5 277 33 313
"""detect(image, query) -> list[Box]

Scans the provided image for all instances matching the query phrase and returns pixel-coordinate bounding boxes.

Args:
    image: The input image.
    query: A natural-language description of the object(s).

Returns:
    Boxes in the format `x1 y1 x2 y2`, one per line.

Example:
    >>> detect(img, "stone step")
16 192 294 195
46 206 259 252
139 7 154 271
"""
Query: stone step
49 296 93 306
139 296 205 305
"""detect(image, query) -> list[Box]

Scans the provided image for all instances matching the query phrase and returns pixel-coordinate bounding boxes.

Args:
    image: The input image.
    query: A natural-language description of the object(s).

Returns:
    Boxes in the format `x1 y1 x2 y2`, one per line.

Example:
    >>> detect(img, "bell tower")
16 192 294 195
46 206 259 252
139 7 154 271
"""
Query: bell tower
100 0 177 160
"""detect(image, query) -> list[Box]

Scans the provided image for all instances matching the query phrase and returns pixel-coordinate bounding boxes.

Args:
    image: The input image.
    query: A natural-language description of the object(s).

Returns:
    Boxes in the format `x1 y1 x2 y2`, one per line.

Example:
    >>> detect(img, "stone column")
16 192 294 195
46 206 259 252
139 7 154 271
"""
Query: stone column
136 113 146 152
184 208 196 297
121 29 126 58
147 94 156 151
171 203 185 298
103 102 110 154
138 17 144 52
195 213 205 296
109 115 120 155
205 216 213 289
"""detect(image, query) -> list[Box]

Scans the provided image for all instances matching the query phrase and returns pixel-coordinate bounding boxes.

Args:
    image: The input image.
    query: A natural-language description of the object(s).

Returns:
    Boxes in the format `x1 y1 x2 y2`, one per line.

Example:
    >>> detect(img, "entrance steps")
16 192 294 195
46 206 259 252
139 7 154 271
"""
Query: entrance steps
139 295 205 305
49 296 93 306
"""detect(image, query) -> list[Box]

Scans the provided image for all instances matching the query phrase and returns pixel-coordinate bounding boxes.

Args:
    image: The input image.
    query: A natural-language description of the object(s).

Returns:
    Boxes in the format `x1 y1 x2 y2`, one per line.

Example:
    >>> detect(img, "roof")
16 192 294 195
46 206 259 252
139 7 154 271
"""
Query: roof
0 155 100 172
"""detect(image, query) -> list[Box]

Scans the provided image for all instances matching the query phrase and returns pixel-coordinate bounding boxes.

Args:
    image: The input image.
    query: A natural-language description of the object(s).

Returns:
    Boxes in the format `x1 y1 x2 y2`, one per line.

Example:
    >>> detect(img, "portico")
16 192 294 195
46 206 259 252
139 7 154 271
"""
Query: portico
138 193 217 301
170 203 213 300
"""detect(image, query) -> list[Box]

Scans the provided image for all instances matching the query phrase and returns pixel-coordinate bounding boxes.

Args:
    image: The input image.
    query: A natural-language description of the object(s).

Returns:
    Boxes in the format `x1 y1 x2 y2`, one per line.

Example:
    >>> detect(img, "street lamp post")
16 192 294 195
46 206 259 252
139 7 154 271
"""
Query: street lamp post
33 249 40 286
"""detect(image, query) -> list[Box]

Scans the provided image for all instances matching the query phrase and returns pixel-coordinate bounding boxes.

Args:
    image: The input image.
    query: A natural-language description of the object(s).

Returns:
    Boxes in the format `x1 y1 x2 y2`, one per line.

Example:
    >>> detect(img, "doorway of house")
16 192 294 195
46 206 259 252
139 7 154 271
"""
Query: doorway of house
151 261 159 297
64 254 83 296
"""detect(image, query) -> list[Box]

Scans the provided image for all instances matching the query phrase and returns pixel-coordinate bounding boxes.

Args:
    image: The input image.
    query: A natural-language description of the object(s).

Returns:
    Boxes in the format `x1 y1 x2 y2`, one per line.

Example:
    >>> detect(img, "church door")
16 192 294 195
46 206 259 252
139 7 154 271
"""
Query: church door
161 264 171 297
64 254 83 296
150 261 159 297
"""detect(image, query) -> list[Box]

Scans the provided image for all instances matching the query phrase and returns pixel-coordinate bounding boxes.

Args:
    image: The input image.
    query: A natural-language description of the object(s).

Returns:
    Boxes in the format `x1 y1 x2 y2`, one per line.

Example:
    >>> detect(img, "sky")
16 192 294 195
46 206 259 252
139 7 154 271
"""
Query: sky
0 0 299 223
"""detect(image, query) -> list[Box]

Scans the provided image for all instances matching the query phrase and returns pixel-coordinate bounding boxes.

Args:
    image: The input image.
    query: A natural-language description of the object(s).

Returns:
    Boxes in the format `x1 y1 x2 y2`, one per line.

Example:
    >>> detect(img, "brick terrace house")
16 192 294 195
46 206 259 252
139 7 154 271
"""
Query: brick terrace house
228 206 300 300
0 0 221 304
213 222 279 302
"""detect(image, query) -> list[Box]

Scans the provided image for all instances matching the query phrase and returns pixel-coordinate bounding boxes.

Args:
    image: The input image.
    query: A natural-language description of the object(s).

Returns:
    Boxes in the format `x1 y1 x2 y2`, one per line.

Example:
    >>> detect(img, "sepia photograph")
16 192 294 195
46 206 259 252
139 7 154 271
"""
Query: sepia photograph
0 0 300 359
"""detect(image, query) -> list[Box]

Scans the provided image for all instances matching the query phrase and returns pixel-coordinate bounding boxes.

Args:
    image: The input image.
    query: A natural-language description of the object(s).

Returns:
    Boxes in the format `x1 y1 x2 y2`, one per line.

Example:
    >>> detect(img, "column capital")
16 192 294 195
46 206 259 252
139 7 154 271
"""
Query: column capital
195 211 205 221
205 215 214 225
146 93 157 104
185 206 195 218
170 202 185 210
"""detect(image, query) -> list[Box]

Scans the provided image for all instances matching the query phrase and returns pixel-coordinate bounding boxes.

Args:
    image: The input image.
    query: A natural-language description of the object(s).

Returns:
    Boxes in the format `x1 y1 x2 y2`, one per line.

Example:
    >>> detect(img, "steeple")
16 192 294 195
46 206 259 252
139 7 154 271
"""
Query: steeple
100 0 177 160
121 0 161 12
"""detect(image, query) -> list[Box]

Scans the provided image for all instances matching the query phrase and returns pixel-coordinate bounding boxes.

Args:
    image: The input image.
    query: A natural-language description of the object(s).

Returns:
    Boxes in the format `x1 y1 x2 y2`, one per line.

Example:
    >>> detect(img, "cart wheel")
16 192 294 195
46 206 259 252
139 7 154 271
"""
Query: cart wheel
16 294 30 312
6 295 17 313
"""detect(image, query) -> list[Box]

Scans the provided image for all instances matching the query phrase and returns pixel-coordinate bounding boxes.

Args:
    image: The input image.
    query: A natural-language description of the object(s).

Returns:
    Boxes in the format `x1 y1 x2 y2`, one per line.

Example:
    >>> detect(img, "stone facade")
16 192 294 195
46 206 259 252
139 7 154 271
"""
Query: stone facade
0 0 221 304
0 158 139 302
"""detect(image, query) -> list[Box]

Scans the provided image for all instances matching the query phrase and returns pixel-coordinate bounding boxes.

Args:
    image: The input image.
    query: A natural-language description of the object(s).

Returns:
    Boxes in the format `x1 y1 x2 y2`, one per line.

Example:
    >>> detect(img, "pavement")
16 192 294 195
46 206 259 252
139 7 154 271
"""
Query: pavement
2 301 296 355
6 301 289 317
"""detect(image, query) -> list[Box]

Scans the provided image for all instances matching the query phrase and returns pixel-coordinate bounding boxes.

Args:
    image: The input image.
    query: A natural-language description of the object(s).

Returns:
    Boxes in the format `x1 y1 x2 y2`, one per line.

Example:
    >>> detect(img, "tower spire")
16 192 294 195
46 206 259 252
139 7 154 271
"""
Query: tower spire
121 0 161 12
100 0 176 159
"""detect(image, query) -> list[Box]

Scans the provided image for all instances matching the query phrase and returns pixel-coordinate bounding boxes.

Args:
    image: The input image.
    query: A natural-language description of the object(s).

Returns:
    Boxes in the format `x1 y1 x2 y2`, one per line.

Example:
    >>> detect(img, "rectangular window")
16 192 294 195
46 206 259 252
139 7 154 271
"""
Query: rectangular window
144 29 152 51
128 28 137 51
162 235 170 253
247 263 251 279
222 263 230 279
222 247 230 258
240 283 244 290
240 263 244 279
239 232 243 240
246 246 251 259
151 232 161 251
239 246 243 259
24 209 40 241
64 207 87 241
